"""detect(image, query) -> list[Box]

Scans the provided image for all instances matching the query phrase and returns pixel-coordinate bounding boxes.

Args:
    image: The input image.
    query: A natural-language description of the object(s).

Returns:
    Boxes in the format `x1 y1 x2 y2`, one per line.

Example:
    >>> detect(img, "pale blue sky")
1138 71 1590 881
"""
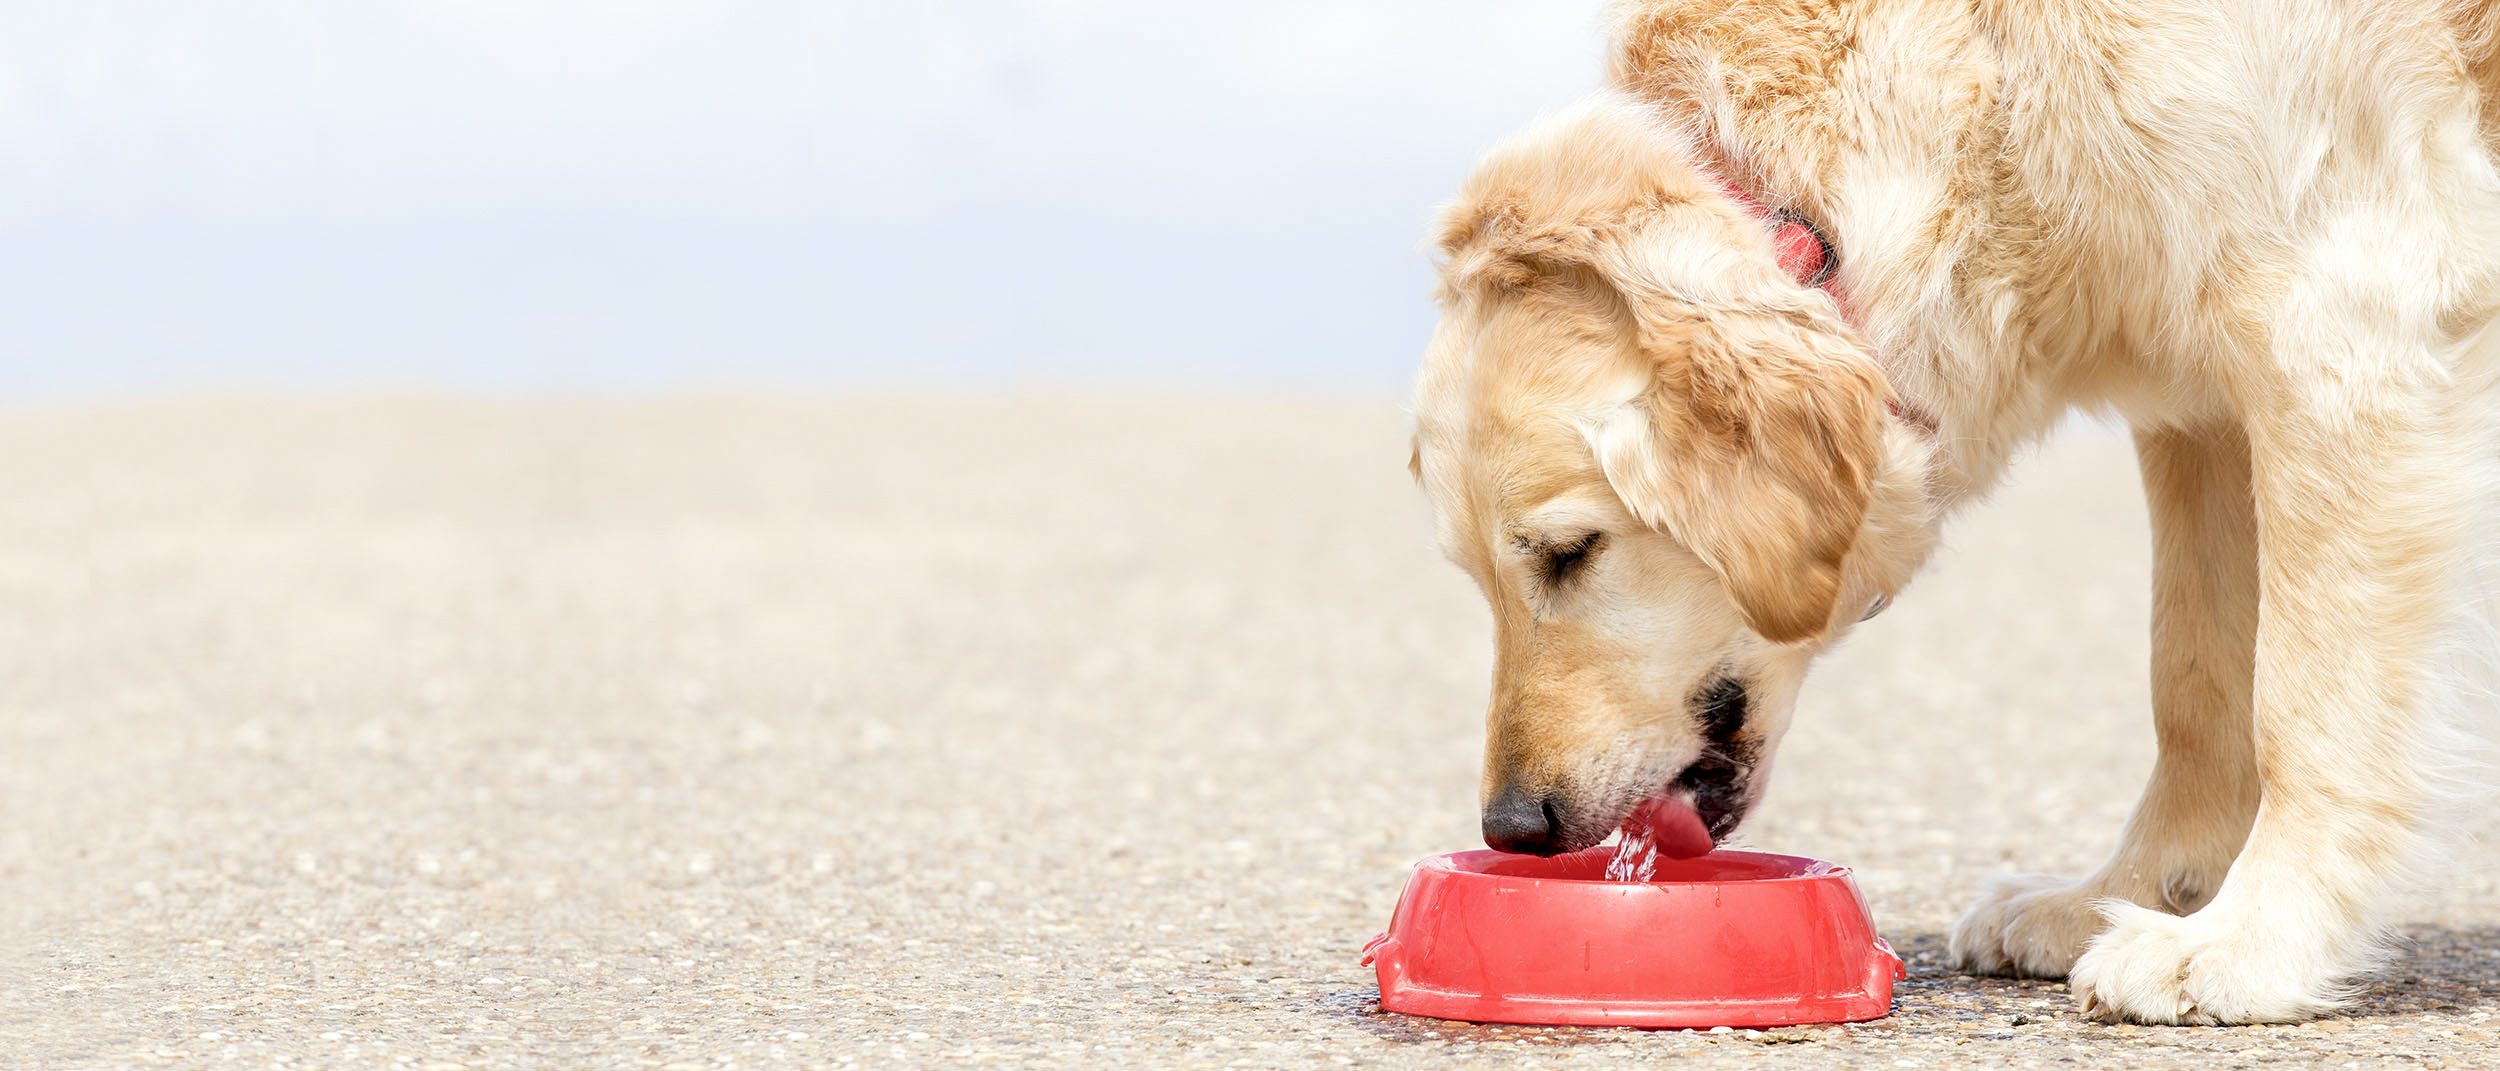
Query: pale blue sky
0 2 1611 398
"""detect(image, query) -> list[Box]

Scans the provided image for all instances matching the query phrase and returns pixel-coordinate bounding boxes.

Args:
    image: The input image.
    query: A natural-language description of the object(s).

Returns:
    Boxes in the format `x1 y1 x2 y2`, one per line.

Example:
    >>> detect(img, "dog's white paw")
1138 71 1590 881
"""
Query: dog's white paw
1949 873 2114 978
2068 901 2344 1025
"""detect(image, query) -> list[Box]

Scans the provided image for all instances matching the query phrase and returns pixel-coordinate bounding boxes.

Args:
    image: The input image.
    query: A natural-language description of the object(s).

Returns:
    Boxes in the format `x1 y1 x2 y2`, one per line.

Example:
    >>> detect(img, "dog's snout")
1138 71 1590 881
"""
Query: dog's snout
1482 783 1568 856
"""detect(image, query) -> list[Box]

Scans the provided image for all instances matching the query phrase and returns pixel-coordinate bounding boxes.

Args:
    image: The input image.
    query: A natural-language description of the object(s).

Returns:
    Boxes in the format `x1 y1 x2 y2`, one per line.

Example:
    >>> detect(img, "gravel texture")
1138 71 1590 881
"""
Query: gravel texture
2 394 2496 1068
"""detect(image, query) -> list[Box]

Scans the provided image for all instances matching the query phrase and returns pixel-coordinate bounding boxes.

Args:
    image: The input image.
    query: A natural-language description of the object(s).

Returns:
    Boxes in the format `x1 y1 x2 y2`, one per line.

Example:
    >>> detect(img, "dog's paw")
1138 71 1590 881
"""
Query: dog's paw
2068 901 2344 1025
1949 873 2115 977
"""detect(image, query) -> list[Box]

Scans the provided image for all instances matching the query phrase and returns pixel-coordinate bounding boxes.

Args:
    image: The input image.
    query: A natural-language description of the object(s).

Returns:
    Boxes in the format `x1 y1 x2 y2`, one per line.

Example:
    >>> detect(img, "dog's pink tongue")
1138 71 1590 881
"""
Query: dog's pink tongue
1627 794 1714 860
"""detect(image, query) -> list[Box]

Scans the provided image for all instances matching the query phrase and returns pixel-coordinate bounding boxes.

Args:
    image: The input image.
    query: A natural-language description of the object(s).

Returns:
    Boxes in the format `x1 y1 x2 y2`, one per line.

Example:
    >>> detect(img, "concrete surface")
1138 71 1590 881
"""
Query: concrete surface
2 395 2497 1069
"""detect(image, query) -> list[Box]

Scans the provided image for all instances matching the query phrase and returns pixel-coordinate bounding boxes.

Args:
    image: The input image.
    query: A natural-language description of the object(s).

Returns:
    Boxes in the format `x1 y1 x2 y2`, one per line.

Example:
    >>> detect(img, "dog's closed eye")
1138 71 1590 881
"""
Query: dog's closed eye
1542 533 1603 584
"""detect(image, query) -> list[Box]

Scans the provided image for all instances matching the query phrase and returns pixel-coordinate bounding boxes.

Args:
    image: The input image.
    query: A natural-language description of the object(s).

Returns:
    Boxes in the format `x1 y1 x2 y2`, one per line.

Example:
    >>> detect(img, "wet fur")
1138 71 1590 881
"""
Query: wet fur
1414 0 2500 1025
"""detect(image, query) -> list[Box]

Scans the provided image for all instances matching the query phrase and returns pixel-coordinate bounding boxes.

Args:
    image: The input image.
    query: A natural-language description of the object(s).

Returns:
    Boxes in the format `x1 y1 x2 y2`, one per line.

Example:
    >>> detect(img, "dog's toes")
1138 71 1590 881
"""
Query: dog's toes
2067 901 2343 1025
1950 873 2107 978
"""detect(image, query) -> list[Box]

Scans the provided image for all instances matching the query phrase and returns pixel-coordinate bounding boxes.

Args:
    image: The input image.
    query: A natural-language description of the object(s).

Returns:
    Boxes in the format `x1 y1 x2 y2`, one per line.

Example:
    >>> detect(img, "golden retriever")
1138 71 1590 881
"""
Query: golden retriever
1410 0 2500 1024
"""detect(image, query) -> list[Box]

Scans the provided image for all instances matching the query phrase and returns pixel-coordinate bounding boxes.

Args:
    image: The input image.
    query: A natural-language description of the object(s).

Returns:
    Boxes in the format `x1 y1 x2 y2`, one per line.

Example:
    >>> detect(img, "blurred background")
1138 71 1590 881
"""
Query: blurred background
0 1 1614 400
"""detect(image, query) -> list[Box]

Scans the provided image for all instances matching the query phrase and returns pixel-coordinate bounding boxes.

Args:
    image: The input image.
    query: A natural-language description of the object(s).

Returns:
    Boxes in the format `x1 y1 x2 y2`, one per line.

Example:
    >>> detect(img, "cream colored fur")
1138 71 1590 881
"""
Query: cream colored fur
1412 0 2500 1025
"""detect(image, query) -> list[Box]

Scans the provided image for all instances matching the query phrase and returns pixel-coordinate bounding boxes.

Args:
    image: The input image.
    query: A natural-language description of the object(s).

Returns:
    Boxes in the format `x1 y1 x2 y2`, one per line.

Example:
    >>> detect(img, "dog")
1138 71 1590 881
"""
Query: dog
1409 0 2500 1025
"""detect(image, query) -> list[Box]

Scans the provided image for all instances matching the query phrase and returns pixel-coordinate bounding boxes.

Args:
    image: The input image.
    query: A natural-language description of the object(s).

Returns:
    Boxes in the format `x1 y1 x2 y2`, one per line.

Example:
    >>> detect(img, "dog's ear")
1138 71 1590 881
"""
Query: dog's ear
1580 288 1889 644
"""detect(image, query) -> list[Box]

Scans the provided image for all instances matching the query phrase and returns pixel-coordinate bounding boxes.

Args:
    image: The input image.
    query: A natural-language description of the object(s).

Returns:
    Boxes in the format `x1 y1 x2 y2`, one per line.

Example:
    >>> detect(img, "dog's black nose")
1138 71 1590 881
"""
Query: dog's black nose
1482 784 1567 856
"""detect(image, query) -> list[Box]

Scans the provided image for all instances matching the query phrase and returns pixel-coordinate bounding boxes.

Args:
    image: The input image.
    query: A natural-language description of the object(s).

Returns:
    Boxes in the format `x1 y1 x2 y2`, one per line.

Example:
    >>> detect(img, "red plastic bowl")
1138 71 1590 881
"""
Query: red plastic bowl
1362 847 1903 1028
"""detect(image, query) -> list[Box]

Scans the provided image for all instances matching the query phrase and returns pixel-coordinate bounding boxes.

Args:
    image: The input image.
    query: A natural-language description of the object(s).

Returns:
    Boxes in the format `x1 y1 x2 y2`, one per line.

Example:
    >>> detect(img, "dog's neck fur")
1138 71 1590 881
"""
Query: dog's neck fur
1611 0 2054 519
1696 160 1946 442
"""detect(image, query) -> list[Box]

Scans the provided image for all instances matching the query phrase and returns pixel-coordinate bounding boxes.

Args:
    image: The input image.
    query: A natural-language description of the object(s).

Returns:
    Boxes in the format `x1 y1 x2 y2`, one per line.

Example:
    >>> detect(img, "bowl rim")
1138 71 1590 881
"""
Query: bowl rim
1417 846 1851 888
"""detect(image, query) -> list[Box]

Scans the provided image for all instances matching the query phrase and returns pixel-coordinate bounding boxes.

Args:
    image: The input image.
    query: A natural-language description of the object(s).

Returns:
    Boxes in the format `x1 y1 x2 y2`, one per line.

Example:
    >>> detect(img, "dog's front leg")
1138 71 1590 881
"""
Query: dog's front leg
1950 425 2263 978
2066 319 2473 1024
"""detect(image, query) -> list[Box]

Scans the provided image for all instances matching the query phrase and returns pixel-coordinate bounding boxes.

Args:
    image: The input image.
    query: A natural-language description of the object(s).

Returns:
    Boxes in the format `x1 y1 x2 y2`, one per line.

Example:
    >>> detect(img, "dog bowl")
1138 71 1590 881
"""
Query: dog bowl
1362 847 1903 1028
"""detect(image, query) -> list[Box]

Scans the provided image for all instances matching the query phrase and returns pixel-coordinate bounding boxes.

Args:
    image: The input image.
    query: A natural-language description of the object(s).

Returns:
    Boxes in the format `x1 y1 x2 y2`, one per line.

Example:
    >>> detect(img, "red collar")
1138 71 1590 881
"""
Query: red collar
1705 171 1936 435
1704 173 1849 315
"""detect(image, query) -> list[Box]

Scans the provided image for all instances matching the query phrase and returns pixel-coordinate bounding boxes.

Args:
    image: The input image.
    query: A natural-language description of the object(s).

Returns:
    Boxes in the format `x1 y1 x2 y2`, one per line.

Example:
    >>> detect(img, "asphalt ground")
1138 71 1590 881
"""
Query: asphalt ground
3 395 2497 1069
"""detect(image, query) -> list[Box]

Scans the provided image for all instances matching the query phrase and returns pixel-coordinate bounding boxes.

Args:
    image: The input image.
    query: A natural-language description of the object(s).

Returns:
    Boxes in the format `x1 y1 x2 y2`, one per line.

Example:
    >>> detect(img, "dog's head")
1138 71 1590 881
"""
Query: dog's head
1412 96 1929 855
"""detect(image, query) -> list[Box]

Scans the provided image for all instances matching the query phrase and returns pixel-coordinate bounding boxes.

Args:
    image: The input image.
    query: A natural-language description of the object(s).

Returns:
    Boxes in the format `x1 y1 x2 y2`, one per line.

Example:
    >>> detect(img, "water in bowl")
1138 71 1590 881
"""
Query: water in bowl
1602 794 1713 882
1605 819 1662 882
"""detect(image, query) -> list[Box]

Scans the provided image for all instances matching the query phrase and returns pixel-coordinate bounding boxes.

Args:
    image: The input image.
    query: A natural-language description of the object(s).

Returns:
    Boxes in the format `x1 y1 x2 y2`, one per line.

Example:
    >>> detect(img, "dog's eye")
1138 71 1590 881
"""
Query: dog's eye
1542 533 1602 584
